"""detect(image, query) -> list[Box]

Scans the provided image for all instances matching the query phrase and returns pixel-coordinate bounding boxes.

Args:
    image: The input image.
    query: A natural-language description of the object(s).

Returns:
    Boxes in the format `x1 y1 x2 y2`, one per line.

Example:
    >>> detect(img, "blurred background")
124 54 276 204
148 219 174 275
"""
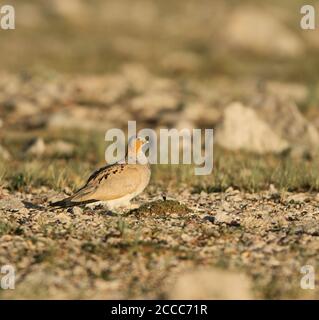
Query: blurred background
1 0 319 79
1 0 319 190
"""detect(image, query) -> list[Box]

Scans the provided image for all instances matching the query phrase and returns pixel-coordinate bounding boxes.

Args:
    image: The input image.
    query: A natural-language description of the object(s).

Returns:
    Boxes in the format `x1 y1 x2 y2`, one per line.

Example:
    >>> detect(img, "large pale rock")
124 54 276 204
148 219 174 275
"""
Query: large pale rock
215 102 289 154
168 268 252 299
225 7 304 57
254 96 319 156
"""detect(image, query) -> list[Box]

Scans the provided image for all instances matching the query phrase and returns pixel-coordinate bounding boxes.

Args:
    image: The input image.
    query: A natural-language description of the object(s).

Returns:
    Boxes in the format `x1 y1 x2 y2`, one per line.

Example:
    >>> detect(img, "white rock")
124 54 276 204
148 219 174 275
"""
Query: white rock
215 102 289 154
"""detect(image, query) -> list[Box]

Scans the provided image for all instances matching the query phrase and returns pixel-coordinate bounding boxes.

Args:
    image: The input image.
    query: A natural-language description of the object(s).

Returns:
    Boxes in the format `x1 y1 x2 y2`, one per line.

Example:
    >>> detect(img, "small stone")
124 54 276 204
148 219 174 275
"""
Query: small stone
202 226 220 237
54 212 71 224
0 197 27 212
0 235 12 242
70 206 83 216
303 223 319 236
181 234 192 242
214 211 233 225
286 193 309 203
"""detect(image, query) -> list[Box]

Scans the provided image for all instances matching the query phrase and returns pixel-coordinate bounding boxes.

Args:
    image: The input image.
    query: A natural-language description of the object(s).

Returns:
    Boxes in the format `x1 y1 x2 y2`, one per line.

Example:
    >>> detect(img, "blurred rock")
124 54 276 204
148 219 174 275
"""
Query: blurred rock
254 96 319 156
0 197 27 213
47 0 89 24
131 93 179 120
214 211 234 225
46 140 75 157
182 102 221 127
24 138 46 156
9 99 38 117
69 206 83 216
168 268 252 299
215 102 289 154
74 75 128 105
47 106 116 131
265 81 308 104
120 64 151 93
225 6 304 57
161 51 202 73
286 193 310 203
0 145 11 160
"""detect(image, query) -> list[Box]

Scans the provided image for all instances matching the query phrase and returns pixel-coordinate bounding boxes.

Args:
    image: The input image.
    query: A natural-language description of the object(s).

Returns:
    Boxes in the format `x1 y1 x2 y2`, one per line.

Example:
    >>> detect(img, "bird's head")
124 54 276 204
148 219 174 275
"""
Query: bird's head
127 136 149 156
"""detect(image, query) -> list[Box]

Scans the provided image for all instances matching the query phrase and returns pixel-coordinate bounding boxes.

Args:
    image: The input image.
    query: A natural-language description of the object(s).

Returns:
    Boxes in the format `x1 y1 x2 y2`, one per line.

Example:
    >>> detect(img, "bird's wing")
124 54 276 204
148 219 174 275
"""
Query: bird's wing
71 164 143 202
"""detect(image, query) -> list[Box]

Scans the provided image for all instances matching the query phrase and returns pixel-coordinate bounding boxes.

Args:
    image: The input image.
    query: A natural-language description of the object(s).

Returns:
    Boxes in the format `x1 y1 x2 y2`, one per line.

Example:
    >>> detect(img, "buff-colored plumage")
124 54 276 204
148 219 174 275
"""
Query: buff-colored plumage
50 137 151 210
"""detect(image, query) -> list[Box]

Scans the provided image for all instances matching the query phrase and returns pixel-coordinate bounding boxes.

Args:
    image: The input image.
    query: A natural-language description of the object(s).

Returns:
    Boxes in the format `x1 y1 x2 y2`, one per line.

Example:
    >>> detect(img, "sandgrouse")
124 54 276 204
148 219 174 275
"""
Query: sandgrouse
50 136 150 210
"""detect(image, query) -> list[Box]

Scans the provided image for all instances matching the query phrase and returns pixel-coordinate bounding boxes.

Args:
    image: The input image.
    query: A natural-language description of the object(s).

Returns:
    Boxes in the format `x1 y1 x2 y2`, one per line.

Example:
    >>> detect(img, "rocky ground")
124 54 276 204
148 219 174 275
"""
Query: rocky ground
0 186 319 299
1 0 319 299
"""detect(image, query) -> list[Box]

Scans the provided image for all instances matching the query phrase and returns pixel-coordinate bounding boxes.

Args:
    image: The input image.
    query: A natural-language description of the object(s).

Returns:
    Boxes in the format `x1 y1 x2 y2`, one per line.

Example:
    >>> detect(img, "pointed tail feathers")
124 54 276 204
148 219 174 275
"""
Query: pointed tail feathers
49 196 97 208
